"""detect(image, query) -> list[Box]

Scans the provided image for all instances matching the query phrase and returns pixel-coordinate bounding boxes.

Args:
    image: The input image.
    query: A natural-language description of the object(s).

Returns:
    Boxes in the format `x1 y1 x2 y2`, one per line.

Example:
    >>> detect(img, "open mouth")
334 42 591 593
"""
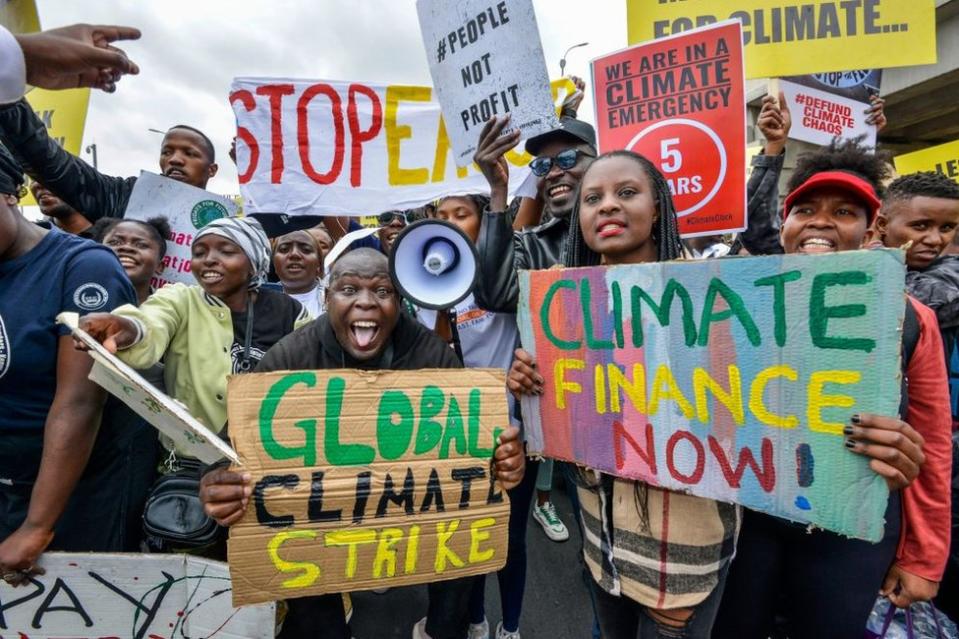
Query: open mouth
118 256 139 269
285 263 304 273
351 320 380 349
597 221 625 238
200 270 224 284
798 237 836 254
547 184 573 200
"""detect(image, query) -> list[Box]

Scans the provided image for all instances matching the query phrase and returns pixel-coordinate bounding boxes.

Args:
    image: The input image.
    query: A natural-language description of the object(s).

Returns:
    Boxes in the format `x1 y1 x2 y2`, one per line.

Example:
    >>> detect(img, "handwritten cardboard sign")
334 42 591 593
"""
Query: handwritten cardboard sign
0 553 274 638
592 21 746 237
416 0 559 166
517 250 906 541
896 139 959 184
230 77 573 217
57 312 240 465
226 369 510 606
627 0 937 79
124 171 239 289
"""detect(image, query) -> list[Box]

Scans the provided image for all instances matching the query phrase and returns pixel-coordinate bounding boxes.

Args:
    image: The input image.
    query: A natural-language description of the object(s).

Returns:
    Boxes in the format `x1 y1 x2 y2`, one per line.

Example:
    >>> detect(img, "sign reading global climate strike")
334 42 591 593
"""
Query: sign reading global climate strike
517 251 906 541
227 369 510 606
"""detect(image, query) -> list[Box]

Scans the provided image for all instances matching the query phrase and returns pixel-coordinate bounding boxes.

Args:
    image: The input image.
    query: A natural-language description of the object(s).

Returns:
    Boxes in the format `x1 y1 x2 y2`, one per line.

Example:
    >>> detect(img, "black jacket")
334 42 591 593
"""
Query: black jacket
256 311 462 373
907 255 959 372
473 151 785 312
0 98 136 223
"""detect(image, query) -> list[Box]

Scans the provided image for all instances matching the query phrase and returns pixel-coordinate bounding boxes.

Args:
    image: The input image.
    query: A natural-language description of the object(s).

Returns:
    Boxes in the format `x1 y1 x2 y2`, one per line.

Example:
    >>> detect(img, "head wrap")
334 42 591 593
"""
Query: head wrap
0 143 24 197
195 217 271 289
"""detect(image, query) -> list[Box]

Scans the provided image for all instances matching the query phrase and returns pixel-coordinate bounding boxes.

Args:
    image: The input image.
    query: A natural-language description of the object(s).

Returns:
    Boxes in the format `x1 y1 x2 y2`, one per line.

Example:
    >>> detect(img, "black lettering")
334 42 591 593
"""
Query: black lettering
451 466 486 509
88 570 174 639
375 468 415 517
308 470 343 523
0 580 46 629
785 5 816 41
419 468 447 513
254 474 298 528
31 578 93 629
352 470 372 524
817 3 842 38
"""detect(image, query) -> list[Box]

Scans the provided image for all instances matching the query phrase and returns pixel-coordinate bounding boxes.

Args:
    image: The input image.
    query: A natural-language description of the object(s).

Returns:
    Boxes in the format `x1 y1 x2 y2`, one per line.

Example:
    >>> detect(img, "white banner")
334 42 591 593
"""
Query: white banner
780 79 876 148
230 77 574 217
416 0 559 166
0 553 274 638
124 171 239 288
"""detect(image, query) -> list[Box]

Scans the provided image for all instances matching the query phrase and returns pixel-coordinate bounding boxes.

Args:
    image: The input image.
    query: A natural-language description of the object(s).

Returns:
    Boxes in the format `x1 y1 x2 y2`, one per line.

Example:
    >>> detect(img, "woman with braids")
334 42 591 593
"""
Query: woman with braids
507 150 732 638
713 141 952 638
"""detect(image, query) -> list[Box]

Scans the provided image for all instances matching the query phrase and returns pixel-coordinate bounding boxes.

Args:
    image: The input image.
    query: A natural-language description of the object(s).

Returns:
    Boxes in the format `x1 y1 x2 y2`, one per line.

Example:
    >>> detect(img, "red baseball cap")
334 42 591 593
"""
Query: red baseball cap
782 171 882 223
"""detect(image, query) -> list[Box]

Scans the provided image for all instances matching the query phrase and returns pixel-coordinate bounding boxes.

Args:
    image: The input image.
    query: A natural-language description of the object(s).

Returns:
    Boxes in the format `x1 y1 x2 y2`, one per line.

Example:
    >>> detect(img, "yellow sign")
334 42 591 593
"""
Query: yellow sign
21 87 91 205
0 0 40 33
626 0 937 79
895 140 959 184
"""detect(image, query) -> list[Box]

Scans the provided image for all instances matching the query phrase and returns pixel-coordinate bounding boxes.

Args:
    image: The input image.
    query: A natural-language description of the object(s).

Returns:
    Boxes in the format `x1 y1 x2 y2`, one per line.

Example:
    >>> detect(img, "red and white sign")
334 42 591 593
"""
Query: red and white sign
780 79 876 148
591 21 746 237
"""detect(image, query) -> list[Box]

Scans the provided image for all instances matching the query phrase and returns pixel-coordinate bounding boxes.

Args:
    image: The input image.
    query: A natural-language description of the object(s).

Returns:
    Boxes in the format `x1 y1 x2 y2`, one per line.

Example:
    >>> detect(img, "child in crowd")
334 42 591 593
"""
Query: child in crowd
273 228 325 317
714 142 952 638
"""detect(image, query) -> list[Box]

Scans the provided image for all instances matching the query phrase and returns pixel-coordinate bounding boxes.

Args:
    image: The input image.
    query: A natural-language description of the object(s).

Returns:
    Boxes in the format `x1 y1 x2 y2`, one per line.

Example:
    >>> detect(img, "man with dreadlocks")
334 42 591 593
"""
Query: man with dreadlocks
508 150 731 639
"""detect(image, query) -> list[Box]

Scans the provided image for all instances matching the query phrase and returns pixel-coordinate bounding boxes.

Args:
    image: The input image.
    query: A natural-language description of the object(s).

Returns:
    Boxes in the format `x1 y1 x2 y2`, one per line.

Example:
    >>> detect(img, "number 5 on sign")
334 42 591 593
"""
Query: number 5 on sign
660 138 682 173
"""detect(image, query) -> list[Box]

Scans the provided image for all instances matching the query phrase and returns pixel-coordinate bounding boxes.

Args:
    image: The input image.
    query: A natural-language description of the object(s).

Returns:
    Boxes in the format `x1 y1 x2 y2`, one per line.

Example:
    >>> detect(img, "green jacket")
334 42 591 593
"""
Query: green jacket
114 284 311 448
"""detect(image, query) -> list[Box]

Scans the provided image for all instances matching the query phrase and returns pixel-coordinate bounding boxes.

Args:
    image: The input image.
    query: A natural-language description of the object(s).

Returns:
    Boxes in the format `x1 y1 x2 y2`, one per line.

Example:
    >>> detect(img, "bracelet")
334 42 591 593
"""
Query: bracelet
118 318 145 351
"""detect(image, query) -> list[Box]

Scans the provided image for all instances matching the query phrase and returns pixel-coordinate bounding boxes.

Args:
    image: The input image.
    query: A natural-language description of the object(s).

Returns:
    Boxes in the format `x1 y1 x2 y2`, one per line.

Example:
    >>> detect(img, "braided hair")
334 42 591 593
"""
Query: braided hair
564 150 684 268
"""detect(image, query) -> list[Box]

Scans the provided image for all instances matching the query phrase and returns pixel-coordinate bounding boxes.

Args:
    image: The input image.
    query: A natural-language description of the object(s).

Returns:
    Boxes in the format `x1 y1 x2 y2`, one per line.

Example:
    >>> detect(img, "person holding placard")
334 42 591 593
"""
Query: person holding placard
0 144 142 580
198 248 526 639
713 142 952 639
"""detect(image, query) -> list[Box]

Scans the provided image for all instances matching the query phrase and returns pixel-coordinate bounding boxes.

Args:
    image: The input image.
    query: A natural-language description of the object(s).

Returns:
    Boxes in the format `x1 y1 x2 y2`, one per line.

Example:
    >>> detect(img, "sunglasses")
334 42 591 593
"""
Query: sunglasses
377 211 410 225
529 148 594 177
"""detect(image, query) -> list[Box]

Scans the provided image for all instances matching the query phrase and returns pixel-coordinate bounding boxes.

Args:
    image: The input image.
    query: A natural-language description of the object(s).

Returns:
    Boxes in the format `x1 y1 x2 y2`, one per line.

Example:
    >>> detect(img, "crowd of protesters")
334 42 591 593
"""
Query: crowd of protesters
0 17 957 639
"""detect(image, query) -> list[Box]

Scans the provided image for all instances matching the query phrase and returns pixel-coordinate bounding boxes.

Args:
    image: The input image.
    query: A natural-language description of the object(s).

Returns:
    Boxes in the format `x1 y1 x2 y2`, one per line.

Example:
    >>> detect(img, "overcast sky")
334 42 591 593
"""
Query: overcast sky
37 0 626 196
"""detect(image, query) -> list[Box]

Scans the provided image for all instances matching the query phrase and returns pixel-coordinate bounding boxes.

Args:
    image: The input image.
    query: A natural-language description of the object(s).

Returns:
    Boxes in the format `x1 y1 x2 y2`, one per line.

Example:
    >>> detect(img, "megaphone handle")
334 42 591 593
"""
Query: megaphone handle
448 308 465 364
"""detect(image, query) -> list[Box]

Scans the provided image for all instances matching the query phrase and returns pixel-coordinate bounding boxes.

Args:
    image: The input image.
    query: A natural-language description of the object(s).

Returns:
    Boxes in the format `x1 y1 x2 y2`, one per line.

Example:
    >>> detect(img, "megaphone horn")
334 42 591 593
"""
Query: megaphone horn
389 219 478 310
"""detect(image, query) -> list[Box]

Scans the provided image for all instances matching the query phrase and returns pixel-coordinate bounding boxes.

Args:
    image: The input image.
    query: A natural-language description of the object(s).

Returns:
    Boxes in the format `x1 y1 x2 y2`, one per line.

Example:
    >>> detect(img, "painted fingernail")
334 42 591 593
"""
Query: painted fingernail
843 425 854 436
851 414 861 424
844 438 856 449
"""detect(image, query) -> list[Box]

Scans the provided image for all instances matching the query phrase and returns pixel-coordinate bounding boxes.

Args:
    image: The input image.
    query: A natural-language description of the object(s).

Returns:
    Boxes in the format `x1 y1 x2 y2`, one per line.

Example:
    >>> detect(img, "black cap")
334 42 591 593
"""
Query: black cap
525 117 597 156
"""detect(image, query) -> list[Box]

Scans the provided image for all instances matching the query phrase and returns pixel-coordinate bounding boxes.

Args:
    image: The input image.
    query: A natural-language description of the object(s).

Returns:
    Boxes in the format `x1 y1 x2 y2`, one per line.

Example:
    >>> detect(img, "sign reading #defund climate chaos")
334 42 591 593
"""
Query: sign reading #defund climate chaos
592 21 746 237
226 369 510 606
627 0 937 79
517 250 906 542
229 77 574 217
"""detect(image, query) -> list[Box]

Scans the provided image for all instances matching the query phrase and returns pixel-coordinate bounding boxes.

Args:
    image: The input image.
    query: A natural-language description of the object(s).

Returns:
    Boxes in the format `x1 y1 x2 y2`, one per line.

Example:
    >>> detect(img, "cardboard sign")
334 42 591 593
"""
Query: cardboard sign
626 0 937 79
57 312 240 465
780 79 875 147
416 0 559 166
592 21 746 237
230 77 574 217
0 553 274 638
226 369 511 606
124 171 239 289
896 140 959 184
516 250 907 541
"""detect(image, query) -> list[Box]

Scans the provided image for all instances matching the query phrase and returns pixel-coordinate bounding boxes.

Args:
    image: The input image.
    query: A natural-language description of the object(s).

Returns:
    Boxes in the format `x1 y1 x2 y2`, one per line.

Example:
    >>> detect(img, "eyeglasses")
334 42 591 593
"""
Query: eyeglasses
529 148 594 177
377 210 410 225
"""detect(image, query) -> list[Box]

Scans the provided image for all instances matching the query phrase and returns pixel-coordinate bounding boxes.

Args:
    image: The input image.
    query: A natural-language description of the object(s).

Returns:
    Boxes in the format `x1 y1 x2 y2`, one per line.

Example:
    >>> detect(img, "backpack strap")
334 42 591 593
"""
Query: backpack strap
903 299 920 366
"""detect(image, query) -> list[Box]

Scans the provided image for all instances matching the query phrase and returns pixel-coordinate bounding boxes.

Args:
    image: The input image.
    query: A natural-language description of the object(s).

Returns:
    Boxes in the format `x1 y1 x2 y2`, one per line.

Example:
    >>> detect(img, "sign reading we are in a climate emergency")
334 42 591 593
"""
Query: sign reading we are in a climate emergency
517 250 907 542
591 21 746 237
226 369 511 606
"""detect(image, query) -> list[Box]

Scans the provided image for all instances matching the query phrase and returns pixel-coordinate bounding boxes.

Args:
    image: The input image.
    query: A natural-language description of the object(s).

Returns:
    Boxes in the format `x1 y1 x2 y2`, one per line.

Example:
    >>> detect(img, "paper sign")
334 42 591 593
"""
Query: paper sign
626 0 937 79
780 79 876 147
124 171 239 289
0 553 274 638
895 139 959 184
57 312 240 465
230 77 574 217
592 21 746 237
516 250 906 541
226 369 511 606
416 0 559 166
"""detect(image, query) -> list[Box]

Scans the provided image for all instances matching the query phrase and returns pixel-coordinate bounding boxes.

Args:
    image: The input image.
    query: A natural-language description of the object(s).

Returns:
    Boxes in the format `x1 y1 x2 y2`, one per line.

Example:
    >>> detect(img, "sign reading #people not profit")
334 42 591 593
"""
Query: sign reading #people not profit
627 0 937 79
226 369 510 606
230 77 574 217
517 250 906 541
416 0 559 166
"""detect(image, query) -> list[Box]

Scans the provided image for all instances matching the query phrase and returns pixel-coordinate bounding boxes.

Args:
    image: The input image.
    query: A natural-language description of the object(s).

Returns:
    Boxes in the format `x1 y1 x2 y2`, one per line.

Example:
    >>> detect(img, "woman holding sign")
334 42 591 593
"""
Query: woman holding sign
712 142 952 638
507 150 733 638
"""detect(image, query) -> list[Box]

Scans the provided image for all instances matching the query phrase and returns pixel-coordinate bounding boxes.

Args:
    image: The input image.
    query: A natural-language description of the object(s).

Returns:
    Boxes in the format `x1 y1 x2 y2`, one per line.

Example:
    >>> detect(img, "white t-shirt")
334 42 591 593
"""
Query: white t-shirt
0 26 26 105
287 284 324 318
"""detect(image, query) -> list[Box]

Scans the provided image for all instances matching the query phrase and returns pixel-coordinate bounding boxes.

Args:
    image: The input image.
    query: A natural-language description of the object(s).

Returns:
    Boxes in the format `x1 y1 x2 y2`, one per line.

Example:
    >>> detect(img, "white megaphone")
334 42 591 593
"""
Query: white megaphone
389 219 478 310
